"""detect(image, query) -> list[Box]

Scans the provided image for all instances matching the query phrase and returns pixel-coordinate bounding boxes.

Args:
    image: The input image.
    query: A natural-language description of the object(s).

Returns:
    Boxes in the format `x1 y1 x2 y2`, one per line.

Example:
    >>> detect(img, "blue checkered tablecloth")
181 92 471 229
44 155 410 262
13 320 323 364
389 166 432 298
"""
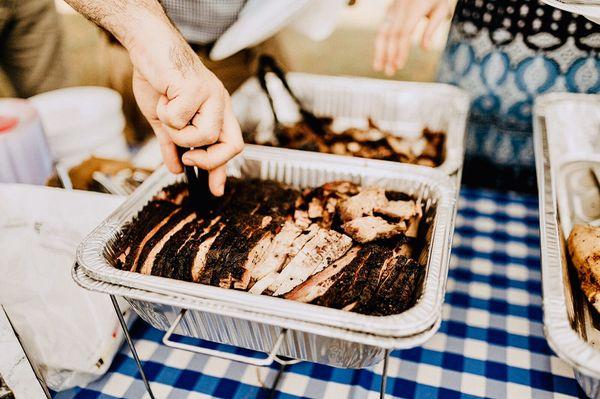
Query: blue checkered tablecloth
55 188 587 399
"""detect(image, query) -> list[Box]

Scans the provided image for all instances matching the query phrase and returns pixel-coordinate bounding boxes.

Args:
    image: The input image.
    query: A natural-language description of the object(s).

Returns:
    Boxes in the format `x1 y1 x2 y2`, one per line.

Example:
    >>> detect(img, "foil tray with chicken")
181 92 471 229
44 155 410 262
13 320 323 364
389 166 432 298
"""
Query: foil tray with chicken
568 224 600 314
245 118 446 167
108 179 428 316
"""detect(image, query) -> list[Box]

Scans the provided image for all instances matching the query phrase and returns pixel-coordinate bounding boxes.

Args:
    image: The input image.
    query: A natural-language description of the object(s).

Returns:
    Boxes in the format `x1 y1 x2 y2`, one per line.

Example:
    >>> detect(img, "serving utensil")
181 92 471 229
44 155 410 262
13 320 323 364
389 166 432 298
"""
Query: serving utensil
91 171 131 196
256 58 285 142
256 55 328 140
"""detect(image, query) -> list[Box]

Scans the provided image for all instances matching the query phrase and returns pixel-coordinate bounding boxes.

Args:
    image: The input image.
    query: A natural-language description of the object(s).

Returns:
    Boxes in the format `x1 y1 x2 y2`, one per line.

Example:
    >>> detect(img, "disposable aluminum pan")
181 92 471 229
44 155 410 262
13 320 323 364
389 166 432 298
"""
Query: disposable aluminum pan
231 73 470 175
534 93 600 398
72 264 441 368
76 145 456 338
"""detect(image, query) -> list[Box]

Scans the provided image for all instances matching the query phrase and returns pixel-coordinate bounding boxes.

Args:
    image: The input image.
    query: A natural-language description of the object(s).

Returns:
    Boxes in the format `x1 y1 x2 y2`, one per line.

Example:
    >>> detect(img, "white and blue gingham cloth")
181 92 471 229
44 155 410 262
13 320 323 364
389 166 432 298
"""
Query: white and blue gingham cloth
55 188 585 399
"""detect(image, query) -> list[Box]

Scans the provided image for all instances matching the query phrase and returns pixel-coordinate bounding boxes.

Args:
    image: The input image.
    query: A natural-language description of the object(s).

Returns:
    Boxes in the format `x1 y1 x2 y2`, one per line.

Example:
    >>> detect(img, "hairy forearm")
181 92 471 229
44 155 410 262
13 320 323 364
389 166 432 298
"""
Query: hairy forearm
65 0 200 85
64 0 175 49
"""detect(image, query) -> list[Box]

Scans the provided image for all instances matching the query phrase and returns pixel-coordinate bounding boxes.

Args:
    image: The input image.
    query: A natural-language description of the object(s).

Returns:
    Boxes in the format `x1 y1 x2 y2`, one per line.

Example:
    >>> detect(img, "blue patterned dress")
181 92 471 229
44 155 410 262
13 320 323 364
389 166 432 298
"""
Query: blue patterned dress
438 0 599 192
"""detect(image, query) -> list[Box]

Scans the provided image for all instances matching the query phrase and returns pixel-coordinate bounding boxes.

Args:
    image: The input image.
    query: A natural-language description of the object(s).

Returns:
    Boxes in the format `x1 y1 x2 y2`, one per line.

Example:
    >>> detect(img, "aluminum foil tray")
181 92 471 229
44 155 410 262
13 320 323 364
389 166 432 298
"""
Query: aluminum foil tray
534 93 600 398
556 160 600 235
231 73 470 175
73 264 441 368
77 145 456 338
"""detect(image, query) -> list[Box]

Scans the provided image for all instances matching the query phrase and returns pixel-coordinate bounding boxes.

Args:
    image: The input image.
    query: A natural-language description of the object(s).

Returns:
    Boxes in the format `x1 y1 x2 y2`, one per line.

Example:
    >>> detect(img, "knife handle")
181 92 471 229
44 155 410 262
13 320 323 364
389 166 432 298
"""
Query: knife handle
176 145 214 212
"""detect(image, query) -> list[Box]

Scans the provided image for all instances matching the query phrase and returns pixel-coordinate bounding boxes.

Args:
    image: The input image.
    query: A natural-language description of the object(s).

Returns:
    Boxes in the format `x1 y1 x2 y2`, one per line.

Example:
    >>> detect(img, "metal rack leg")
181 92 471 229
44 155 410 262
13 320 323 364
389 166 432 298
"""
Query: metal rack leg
380 349 389 399
110 295 156 399
267 361 287 399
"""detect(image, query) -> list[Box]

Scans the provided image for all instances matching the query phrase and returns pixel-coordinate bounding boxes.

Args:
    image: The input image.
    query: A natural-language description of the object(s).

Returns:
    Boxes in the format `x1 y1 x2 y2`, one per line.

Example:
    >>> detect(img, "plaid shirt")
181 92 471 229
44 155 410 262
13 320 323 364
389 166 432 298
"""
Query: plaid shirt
162 0 247 44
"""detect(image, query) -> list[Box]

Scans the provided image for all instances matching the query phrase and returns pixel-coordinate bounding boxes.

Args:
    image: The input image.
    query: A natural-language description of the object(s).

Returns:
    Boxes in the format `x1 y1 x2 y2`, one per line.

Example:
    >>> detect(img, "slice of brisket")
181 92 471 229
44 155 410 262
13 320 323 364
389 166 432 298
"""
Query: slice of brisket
284 247 360 303
353 255 424 315
250 220 304 282
270 228 353 296
311 243 391 309
112 200 178 271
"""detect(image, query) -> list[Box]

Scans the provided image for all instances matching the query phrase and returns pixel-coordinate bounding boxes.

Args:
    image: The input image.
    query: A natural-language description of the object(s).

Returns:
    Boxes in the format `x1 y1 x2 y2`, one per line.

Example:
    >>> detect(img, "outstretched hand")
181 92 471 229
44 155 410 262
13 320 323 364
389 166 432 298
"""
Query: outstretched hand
373 0 451 76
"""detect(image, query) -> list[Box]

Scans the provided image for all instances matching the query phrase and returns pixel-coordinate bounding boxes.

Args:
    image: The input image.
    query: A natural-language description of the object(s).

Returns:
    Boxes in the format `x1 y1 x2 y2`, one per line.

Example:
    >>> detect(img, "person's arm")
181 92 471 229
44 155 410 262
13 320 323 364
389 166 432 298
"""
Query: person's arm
0 0 67 97
373 0 452 76
64 0 243 196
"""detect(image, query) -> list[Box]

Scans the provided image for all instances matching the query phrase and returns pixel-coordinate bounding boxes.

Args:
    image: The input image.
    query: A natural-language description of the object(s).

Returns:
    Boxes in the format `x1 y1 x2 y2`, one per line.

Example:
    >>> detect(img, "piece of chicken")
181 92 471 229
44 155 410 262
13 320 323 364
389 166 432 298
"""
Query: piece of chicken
337 187 388 222
567 224 600 313
342 216 406 243
375 199 421 220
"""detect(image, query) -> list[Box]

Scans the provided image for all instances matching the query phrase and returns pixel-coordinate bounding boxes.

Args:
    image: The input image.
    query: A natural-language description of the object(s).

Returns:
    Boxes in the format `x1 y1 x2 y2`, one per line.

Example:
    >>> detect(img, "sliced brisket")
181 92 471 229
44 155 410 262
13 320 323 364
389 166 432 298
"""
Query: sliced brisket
311 243 388 309
270 228 353 296
109 177 428 316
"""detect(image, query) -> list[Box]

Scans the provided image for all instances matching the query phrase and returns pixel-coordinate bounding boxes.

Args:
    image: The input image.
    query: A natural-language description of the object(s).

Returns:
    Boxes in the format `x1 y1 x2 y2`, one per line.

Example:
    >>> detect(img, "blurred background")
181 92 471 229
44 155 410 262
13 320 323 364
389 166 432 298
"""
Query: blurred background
0 0 450 99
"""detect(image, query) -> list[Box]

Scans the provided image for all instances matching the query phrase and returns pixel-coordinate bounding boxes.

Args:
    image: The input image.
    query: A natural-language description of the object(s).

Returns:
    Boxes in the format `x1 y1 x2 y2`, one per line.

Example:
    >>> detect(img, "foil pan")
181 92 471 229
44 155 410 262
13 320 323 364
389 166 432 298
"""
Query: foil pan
534 93 600 398
77 146 456 338
72 264 441 368
231 73 470 175
540 93 600 168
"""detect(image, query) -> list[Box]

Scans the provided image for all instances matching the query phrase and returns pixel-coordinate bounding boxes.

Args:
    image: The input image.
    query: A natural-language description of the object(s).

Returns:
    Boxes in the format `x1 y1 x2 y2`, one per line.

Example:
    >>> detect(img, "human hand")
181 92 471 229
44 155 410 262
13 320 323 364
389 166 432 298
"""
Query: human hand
129 31 243 197
373 0 451 76
62 0 243 196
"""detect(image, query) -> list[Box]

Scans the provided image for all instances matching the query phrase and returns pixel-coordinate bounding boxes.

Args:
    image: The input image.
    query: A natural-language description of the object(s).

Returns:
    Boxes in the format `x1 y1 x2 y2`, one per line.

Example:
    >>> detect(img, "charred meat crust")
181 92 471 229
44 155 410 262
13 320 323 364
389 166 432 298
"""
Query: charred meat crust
111 183 188 270
135 206 195 274
151 215 204 280
353 253 424 315
114 200 179 271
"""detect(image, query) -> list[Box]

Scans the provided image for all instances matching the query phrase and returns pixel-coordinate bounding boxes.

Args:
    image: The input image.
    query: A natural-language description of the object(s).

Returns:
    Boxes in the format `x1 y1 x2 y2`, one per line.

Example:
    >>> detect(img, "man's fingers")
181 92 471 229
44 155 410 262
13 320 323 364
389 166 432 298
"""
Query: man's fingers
160 140 183 173
191 89 225 143
383 2 412 75
422 2 448 49
181 105 244 170
147 120 183 174
156 94 199 130
221 100 244 153
183 102 241 196
181 142 238 170
163 120 219 148
133 72 183 174
374 0 404 72
163 91 226 148
132 69 161 122
163 91 225 148
208 164 227 197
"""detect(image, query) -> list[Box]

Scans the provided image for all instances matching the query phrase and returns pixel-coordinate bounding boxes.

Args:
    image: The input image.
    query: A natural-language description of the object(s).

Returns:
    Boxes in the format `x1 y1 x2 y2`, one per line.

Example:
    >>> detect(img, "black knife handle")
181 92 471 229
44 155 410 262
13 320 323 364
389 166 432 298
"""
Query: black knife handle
176 145 214 213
